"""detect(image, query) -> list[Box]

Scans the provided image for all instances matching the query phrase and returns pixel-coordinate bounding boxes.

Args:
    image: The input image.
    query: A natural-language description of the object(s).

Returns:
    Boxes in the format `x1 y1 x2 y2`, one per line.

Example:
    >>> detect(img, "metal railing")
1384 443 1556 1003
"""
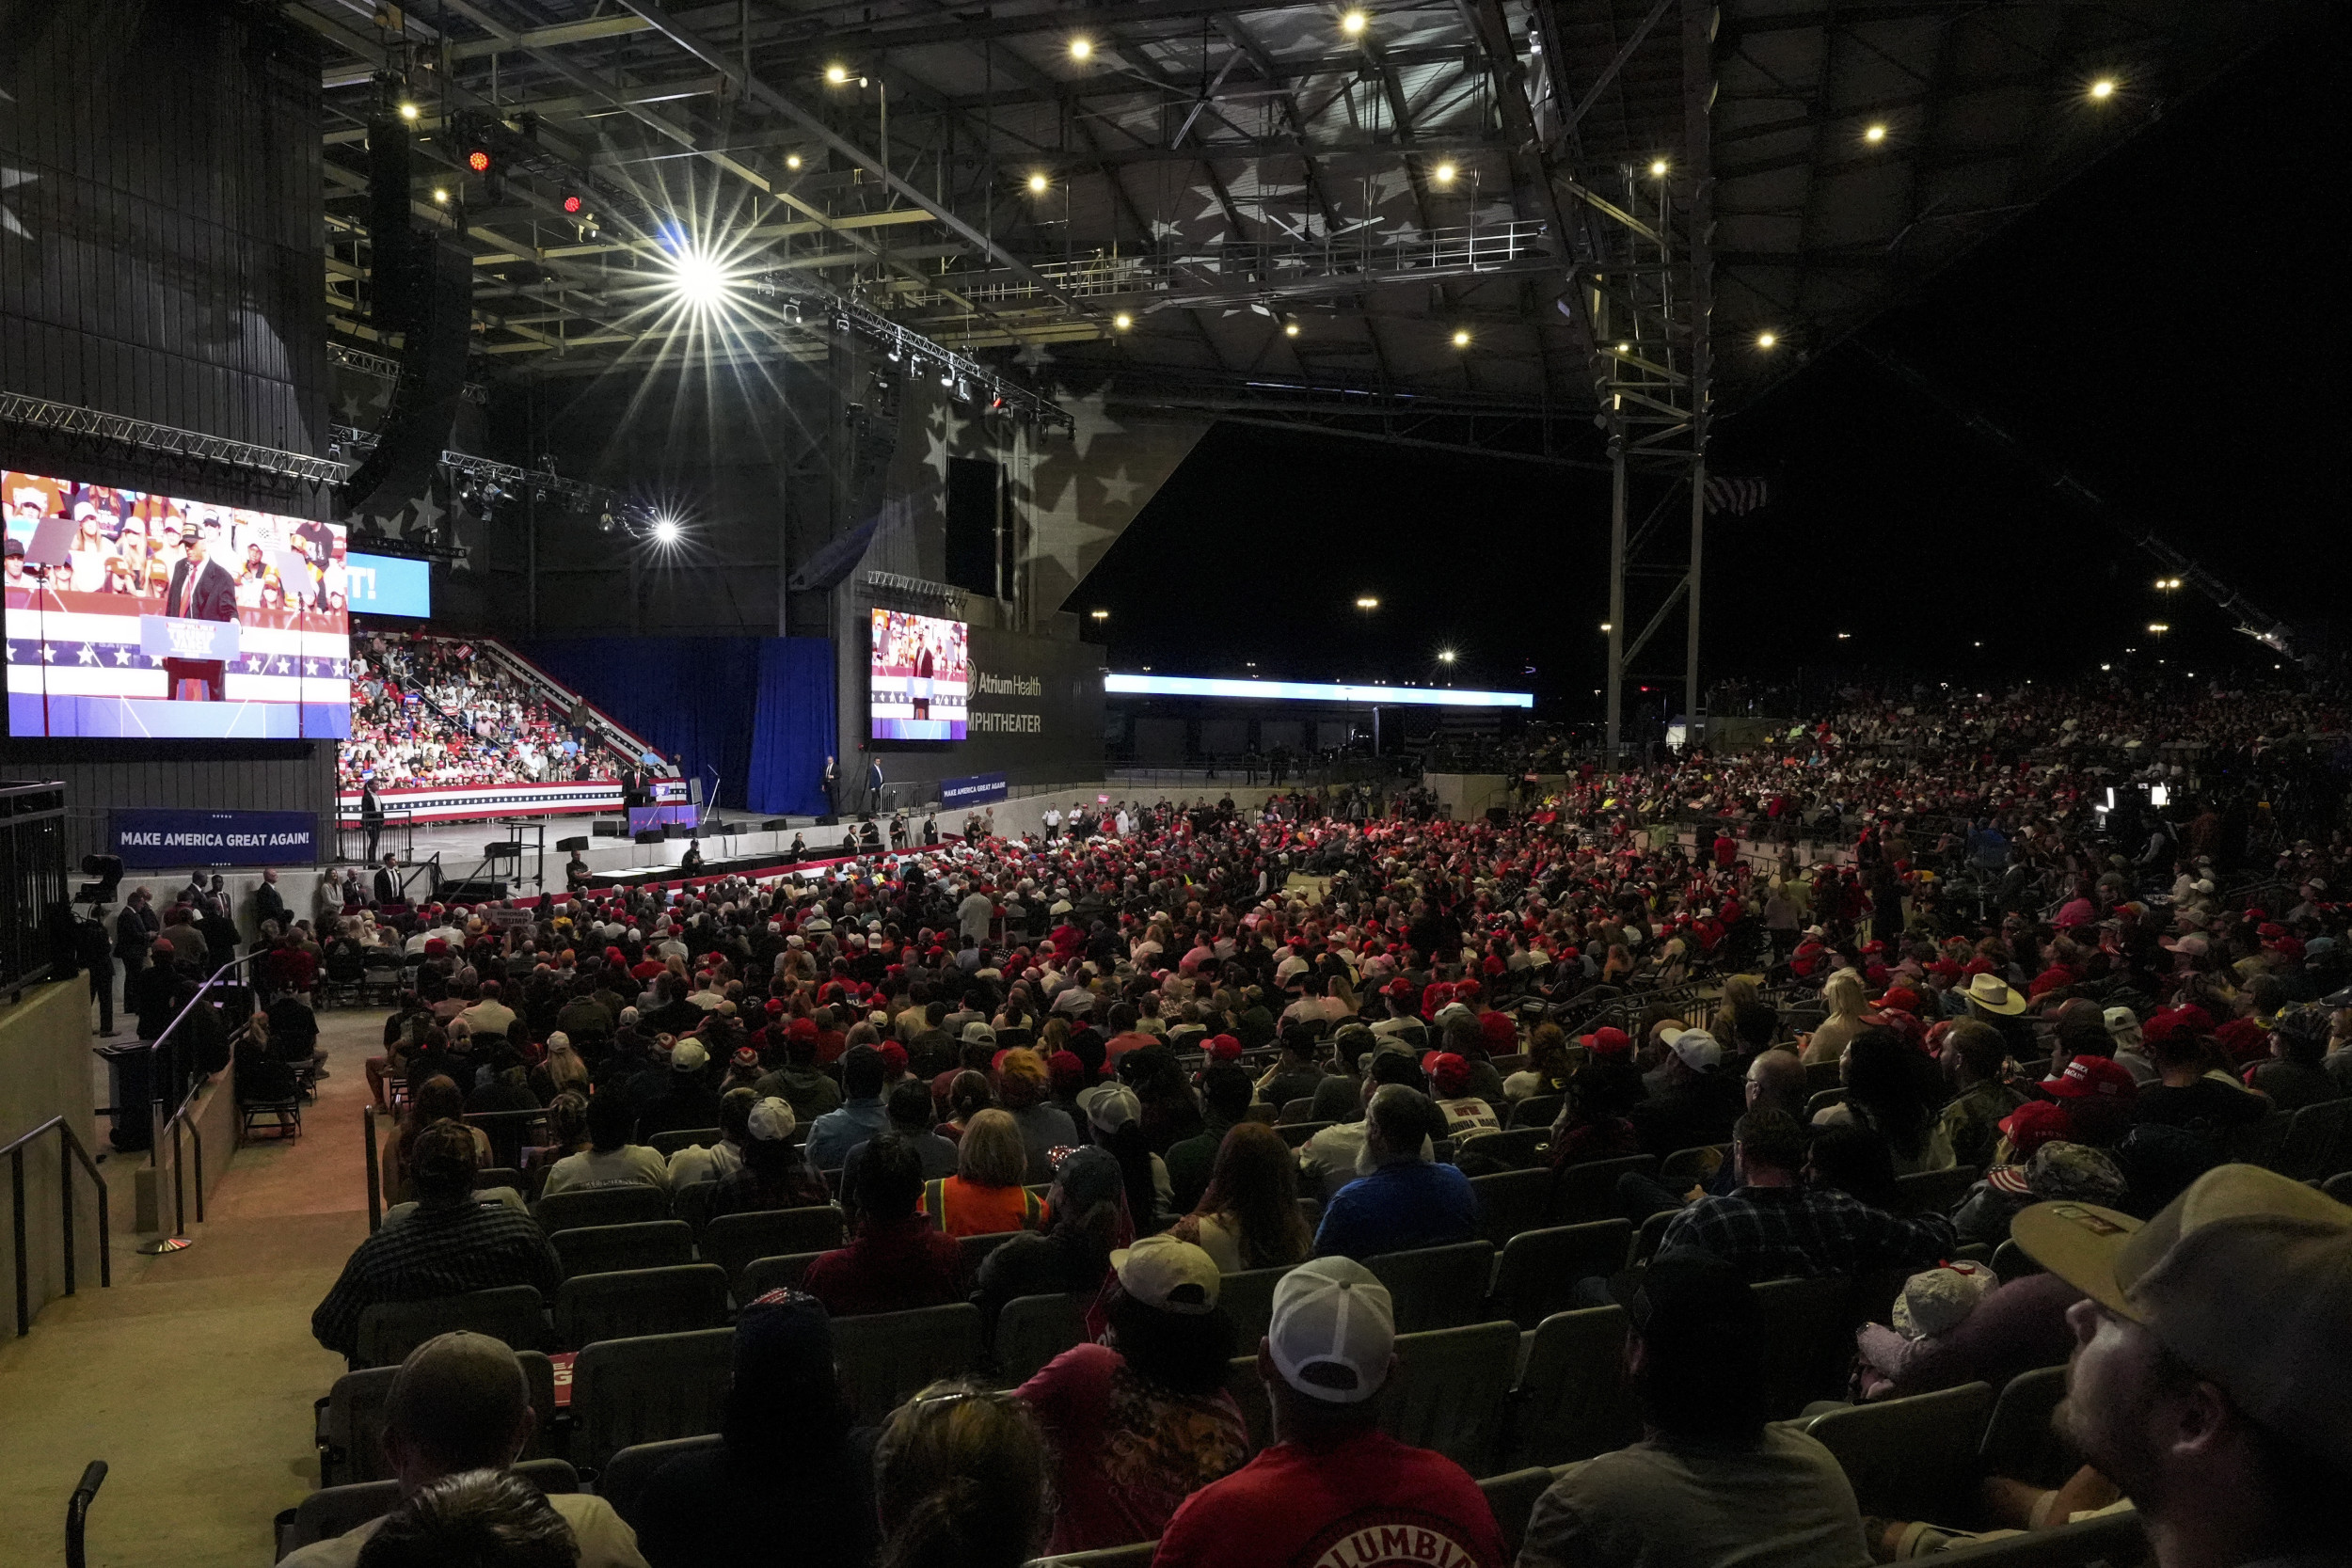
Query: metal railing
2 781 69 995
3 1116 111 1336
132 951 266 1247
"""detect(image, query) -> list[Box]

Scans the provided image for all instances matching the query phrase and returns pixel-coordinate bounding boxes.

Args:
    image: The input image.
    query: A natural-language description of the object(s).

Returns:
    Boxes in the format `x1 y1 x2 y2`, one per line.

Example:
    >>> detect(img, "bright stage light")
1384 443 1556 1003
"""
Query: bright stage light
1433 161 1456 183
1452 328 1470 347
1649 158 1668 177
786 152 803 170
1438 648 1457 664
668 247 730 309
1356 596 1380 610
1756 330 1777 348
1283 318 1300 338
826 64 850 84
397 103 420 121
1865 123 1887 143
432 187 449 203
1027 171 1050 193
2089 78 2116 100
1113 311 1133 330
650 516 683 546
1069 37 1092 60
467 148 492 174
1341 10 1366 37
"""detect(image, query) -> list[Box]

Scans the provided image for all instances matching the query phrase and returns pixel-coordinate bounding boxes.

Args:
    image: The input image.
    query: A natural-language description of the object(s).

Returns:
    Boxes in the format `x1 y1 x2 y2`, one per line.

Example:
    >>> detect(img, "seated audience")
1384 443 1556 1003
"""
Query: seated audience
1015 1236 1248 1554
873 1380 1053 1568
1312 1085 1477 1261
1659 1110 1955 1281
1152 1257 1506 1567
664 1086 753 1188
704 1097 829 1218
803 1132 963 1317
973 1146 1131 1338
1518 1252 1873 1568
351 1469 587 1568
1168 1121 1314 1274
312 1125 561 1359
803 1044 891 1171
630 1291 875 1568
921 1107 1042 1235
540 1091 669 1196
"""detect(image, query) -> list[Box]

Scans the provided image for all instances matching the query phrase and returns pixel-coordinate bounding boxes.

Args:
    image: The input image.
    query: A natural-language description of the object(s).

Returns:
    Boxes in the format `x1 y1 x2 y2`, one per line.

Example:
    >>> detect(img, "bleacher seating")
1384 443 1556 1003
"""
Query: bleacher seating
548 1221 694 1281
552 1264 730 1349
339 630 638 792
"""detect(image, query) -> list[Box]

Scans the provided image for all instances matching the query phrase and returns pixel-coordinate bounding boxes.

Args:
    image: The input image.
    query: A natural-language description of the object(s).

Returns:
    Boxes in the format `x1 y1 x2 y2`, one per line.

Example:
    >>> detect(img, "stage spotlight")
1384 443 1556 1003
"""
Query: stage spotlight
1756 330 1777 348
939 366 955 388
826 63 850 84
597 508 615 533
651 515 683 546
1438 648 1457 664
1355 596 1380 610
1069 36 1092 60
1341 10 1366 37
1452 328 1470 348
1027 171 1050 193
1865 122 1887 143
786 152 803 170
1649 158 1668 177
467 147 493 174
886 342 903 362
397 102 420 121
1113 311 1133 330
562 193 584 214
2089 77 2116 100
1433 161 1456 184
1282 316 1300 338
432 187 450 204
668 246 730 309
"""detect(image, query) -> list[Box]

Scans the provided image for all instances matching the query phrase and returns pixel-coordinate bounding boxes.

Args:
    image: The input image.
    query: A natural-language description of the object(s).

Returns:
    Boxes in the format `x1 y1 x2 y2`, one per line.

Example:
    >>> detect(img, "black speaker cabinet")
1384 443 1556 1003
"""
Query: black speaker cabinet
341 233 475 519
438 878 507 902
556 836 590 852
761 818 792 832
592 821 624 838
633 830 667 846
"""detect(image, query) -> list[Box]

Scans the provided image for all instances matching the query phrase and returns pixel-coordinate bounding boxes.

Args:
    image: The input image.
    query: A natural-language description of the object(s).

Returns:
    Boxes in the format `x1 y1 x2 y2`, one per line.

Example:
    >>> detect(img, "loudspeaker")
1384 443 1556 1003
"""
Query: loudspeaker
556 836 590 852
634 830 667 845
944 455 1000 595
484 841 524 857
1486 806 1512 826
591 821 624 837
761 818 791 832
341 233 475 519
366 118 413 327
438 878 507 902
816 814 838 827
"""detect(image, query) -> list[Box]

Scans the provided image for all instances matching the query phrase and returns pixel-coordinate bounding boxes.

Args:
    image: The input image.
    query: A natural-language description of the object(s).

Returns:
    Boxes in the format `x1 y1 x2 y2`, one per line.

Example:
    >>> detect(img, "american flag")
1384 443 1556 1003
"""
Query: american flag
1704 476 1772 516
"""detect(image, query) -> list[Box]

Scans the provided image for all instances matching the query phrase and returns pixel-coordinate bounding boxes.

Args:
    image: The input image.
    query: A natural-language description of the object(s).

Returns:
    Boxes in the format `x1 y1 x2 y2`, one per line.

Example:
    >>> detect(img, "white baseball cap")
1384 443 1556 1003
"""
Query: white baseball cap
1085 1085 1141 1134
746 1097 797 1143
1667 1027 1723 1072
1108 1235 1221 1315
1267 1256 1395 1404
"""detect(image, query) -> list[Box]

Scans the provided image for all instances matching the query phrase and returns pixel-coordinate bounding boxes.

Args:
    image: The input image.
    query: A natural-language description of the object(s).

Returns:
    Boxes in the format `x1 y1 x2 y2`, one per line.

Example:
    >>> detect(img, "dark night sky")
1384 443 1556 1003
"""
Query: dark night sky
1076 18 2349 719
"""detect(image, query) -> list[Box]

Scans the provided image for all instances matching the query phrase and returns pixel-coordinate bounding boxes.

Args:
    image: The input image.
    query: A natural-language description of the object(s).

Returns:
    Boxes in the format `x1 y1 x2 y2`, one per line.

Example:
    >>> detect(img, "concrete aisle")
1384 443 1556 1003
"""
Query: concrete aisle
0 1006 387 1568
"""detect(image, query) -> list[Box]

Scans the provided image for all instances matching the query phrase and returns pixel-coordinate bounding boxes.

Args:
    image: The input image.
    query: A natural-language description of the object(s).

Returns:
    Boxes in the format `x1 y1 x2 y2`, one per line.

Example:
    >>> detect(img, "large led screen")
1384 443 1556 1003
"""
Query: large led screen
4 468 351 737
868 608 968 741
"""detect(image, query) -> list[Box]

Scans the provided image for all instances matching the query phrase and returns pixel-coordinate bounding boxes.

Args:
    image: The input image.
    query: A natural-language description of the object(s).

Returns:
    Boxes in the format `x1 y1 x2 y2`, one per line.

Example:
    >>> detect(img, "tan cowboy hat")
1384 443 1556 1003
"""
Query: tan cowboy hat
1962 972 2028 1016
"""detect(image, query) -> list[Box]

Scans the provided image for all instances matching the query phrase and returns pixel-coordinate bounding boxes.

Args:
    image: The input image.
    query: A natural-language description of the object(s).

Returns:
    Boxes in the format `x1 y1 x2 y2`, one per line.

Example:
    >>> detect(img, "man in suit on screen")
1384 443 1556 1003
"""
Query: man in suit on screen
162 524 238 700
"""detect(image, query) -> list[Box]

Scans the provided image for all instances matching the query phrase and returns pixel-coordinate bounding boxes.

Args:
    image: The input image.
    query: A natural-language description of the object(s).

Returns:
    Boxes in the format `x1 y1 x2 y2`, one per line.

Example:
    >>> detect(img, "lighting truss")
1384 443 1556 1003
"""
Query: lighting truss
0 389 347 485
862 570 965 616
329 424 619 515
764 282 1072 431
328 341 488 405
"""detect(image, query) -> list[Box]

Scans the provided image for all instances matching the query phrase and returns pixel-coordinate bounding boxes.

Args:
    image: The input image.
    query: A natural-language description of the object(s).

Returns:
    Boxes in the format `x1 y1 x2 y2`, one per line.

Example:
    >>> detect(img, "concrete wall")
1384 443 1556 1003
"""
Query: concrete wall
0 980 106 1327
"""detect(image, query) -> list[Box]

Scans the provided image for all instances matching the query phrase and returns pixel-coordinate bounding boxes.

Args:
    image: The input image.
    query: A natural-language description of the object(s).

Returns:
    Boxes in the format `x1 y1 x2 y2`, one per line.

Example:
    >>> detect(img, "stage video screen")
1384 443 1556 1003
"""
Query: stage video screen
868 608 969 741
5 468 352 737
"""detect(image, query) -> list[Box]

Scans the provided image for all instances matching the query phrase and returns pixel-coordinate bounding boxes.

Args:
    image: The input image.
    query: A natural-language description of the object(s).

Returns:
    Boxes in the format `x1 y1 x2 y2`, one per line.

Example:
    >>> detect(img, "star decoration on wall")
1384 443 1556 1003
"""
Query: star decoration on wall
0 165 35 240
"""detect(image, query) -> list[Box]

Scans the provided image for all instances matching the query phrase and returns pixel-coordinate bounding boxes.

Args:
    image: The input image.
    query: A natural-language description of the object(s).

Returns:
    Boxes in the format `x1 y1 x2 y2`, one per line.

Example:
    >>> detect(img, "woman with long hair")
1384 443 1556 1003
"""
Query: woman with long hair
1168 1122 1312 1273
874 1382 1053 1568
1816 1026 1954 1173
937 1069 995 1144
1803 968 1870 1065
1503 1022 1573 1102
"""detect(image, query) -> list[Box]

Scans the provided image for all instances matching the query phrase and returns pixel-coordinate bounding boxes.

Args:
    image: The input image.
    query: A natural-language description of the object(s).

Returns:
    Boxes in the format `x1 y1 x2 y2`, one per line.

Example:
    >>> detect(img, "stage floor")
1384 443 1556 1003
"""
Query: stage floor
342 812 834 896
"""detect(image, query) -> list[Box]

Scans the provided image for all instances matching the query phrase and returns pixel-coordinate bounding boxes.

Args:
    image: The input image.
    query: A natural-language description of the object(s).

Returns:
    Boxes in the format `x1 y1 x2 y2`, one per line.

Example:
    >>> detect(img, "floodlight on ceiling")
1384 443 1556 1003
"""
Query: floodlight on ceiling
1069 37 1092 60
1341 10 1367 37
1433 161 1456 184
669 246 730 309
650 515 683 546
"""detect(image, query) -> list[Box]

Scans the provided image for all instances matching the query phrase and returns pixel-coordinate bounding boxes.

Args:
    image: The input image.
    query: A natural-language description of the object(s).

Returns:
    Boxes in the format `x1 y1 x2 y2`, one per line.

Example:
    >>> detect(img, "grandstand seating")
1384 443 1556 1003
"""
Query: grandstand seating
339 630 639 792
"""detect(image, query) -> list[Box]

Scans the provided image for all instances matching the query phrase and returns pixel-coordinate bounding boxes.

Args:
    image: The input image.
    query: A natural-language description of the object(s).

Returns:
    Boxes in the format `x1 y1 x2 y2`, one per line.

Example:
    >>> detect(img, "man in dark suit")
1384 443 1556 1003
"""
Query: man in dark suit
162 525 237 701
359 778 386 862
373 855 400 906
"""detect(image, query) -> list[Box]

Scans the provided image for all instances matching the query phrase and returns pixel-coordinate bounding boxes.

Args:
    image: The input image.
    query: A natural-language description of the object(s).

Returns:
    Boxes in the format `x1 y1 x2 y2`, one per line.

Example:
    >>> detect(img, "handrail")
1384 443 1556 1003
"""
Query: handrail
145 951 262 1166
66 1459 106 1568
3 1115 111 1336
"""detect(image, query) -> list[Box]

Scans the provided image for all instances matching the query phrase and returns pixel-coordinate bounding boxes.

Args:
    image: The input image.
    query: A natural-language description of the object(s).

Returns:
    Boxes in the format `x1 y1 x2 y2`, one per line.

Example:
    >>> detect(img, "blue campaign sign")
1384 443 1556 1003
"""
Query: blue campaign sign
137 614 242 661
345 552 433 617
110 808 320 868
940 771 1007 808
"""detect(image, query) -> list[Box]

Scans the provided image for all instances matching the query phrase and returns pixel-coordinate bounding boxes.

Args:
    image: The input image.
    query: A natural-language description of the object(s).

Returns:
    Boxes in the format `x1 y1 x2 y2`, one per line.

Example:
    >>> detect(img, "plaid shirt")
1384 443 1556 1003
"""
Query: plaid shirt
1659 1183 1957 1282
311 1199 561 1357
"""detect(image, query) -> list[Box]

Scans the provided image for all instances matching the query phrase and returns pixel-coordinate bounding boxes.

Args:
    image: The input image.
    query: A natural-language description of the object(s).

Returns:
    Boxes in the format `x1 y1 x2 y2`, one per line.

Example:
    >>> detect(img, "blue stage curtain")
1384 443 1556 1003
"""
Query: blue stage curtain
747 638 835 816
511 637 762 809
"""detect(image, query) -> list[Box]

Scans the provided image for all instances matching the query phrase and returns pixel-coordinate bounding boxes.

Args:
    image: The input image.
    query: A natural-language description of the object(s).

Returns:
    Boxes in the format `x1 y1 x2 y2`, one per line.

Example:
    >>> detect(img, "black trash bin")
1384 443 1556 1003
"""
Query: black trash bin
98 1040 154 1151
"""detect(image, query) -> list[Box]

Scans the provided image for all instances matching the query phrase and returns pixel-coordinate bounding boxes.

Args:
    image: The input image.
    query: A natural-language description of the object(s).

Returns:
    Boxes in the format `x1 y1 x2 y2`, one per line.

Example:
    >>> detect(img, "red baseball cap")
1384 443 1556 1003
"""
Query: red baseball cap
1999 1098 2073 1157
1426 1052 1472 1098
1479 1011 1517 1049
1206 1034 1243 1062
2042 1055 2137 1101
877 1040 909 1075
1580 1026 1632 1058
1872 986 1921 1015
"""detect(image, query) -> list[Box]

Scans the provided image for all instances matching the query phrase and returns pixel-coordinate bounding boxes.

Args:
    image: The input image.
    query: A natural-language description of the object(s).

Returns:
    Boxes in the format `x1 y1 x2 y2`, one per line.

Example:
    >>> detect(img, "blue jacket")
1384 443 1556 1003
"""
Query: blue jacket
1314 1159 1479 1261
803 1097 892 1172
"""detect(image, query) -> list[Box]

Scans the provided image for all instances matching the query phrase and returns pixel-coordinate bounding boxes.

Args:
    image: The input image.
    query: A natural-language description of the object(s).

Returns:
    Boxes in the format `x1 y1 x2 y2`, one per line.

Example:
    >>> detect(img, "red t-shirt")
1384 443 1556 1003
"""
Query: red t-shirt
1152 1428 1504 1568
1015 1343 1248 1556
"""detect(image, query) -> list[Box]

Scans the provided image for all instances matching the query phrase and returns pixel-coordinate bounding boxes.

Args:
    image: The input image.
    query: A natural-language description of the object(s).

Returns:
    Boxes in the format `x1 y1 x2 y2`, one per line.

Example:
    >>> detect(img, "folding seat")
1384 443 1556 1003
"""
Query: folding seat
552 1264 730 1351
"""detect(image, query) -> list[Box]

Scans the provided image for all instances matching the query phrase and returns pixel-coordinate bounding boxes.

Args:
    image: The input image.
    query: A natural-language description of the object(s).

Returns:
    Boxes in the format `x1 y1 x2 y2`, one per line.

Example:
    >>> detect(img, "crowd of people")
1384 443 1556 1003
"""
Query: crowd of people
338 632 640 792
270 677 2348 1568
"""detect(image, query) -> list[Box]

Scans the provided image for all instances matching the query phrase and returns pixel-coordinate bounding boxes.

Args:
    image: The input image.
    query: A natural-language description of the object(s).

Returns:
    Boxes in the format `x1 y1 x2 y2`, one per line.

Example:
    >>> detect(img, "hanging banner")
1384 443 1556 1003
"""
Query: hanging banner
939 771 1008 808
109 808 320 868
